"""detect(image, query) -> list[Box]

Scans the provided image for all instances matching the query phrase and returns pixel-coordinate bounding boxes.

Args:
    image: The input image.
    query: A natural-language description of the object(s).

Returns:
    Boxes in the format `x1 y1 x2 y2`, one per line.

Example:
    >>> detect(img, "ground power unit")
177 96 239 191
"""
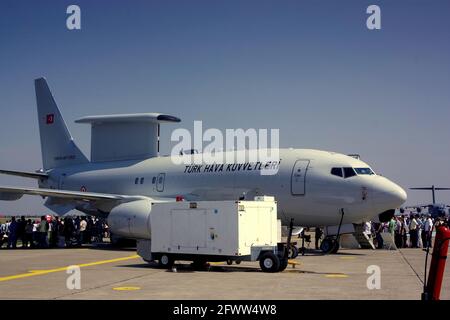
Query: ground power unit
137 196 289 272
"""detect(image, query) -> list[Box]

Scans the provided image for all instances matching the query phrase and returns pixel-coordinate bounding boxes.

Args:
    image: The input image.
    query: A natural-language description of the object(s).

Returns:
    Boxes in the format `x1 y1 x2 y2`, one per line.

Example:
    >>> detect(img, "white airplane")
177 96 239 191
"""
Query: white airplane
0 78 407 253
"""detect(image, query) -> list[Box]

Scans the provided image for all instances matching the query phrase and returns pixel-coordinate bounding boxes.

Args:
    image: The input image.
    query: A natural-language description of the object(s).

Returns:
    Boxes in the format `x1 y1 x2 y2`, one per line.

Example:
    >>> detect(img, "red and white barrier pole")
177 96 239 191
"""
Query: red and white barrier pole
424 225 450 300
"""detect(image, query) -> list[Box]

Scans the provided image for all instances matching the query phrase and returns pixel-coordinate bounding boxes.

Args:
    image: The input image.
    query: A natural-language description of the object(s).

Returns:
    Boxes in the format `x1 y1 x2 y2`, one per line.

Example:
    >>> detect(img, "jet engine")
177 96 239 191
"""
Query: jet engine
107 200 152 239
376 209 396 223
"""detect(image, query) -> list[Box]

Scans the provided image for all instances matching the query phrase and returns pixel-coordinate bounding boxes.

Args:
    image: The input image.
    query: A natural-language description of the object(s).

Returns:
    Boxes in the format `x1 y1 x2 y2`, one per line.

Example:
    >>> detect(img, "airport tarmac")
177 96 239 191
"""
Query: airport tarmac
0 245 448 300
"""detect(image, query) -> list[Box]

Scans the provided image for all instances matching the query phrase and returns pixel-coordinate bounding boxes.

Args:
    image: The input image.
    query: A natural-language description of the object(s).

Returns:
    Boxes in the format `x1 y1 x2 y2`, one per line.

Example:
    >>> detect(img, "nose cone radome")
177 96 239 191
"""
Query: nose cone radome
388 184 407 207
372 179 407 209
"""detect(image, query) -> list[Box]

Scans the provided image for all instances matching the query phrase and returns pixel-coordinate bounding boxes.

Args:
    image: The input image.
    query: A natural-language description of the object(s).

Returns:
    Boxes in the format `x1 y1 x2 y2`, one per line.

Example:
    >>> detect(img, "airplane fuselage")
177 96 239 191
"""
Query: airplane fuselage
43 148 406 226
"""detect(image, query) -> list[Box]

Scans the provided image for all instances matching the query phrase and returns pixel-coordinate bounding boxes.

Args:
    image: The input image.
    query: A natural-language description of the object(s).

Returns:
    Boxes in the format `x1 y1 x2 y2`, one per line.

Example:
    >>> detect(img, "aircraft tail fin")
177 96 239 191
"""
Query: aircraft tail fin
35 77 89 170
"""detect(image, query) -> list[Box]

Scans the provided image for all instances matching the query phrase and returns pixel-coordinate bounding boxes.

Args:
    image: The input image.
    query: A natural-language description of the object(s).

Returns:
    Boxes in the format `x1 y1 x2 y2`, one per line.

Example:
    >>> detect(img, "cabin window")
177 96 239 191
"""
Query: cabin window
134 177 139 184
331 167 343 177
343 167 356 178
140 177 144 184
152 177 156 184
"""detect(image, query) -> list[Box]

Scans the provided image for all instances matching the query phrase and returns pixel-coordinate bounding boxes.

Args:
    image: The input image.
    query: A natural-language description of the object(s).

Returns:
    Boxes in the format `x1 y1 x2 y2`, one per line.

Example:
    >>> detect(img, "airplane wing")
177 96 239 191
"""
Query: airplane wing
0 185 172 216
0 170 48 180
410 187 450 190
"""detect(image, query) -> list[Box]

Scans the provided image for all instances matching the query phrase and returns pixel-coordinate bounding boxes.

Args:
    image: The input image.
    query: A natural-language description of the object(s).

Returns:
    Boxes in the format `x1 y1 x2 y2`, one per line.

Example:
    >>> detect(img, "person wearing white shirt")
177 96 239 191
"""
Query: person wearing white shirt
409 216 419 248
422 215 434 248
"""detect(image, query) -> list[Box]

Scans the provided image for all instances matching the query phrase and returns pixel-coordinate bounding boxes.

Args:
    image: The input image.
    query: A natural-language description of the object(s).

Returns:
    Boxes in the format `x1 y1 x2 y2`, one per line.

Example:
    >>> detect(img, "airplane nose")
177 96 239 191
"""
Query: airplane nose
389 185 407 206
372 179 407 209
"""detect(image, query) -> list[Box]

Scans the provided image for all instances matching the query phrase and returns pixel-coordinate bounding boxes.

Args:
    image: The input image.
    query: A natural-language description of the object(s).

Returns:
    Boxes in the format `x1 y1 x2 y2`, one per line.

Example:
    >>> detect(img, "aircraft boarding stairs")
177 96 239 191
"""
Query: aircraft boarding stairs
352 224 376 249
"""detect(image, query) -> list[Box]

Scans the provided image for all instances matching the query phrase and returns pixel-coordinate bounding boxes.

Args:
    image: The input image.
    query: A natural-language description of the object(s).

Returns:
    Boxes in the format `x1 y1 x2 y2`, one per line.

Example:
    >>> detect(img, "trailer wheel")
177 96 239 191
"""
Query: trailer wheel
278 258 289 272
158 254 174 268
226 259 233 265
259 252 280 273
235 260 241 265
289 245 299 259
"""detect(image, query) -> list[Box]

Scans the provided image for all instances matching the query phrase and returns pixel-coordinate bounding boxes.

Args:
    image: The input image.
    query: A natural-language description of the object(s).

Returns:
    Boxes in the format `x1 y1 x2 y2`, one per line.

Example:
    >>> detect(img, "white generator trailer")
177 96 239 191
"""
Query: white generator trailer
136 196 290 272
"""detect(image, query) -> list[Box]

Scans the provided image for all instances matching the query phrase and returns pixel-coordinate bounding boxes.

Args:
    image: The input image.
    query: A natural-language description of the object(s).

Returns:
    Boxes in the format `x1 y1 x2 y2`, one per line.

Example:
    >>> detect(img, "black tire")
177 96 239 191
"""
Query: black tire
259 252 280 273
158 254 174 268
320 238 338 254
331 240 340 254
289 245 299 259
278 258 289 272
226 259 233 265
235 260 241 265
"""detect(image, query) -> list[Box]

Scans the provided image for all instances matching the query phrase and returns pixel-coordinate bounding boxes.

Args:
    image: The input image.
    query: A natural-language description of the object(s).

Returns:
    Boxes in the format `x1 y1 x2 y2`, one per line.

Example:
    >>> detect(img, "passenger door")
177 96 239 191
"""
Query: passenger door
291 160 310 195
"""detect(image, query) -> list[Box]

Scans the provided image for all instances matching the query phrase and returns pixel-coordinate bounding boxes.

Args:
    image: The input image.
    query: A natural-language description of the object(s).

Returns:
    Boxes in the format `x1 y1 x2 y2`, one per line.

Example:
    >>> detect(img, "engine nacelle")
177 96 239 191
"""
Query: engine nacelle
108 200 152 239
372 209 395 222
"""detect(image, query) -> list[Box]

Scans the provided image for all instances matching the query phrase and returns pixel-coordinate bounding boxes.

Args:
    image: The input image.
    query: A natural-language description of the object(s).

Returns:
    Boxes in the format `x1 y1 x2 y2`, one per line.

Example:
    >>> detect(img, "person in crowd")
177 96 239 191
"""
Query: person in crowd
373 222 384 249
409 214 419 248
86 217 94 244
16 216 26 248
73 216 81 243
38 216 49 248
79 217 87 245
49 217 58 248
57 217 65 248
388 216 396 238
0 221 8 248
7 217 18 248
423 215 433 249
394 216 404 248
362 221 372 238
418 215 425 248
64 217 75 247
314 227 323 250
32 219 40 247
401 215 409 248
23 219 34 248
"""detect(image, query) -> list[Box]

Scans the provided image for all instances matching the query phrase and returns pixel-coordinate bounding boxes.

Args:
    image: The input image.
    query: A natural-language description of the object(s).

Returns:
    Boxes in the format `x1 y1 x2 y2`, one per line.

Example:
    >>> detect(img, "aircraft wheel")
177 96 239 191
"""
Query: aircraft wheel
226 259 233 265
259 252 280 273
235 260 241 265
289 244 299 259
331 241 340 254
158 254 174 268
320 238 338 254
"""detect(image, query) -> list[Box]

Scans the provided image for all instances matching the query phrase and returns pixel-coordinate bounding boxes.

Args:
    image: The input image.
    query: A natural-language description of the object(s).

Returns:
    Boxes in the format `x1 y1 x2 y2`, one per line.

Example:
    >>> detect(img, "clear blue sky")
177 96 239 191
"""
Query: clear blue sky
1 0 450 215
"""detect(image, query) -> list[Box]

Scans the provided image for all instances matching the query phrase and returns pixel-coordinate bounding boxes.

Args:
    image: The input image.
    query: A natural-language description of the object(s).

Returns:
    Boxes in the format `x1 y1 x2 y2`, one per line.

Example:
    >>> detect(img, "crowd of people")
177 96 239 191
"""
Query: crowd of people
364 214 450 249
0 215 110 249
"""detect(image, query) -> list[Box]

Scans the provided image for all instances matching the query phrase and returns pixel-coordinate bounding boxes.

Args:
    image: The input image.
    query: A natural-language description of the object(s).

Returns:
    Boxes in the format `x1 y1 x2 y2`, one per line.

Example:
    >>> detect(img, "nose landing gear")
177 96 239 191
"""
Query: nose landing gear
320 208 345 254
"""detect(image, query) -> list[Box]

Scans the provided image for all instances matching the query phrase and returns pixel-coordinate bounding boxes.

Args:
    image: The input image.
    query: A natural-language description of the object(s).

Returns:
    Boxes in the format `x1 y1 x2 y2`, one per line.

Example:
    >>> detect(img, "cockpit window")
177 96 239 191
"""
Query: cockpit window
354 168 375 175
331 167 343 177
343 167 356 178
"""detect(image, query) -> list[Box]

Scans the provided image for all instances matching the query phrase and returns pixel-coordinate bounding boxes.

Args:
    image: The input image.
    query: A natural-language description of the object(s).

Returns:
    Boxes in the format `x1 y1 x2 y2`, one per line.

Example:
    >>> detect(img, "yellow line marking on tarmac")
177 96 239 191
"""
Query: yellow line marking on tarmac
0 255 140 283
325 274 349 278
113 286 141 291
